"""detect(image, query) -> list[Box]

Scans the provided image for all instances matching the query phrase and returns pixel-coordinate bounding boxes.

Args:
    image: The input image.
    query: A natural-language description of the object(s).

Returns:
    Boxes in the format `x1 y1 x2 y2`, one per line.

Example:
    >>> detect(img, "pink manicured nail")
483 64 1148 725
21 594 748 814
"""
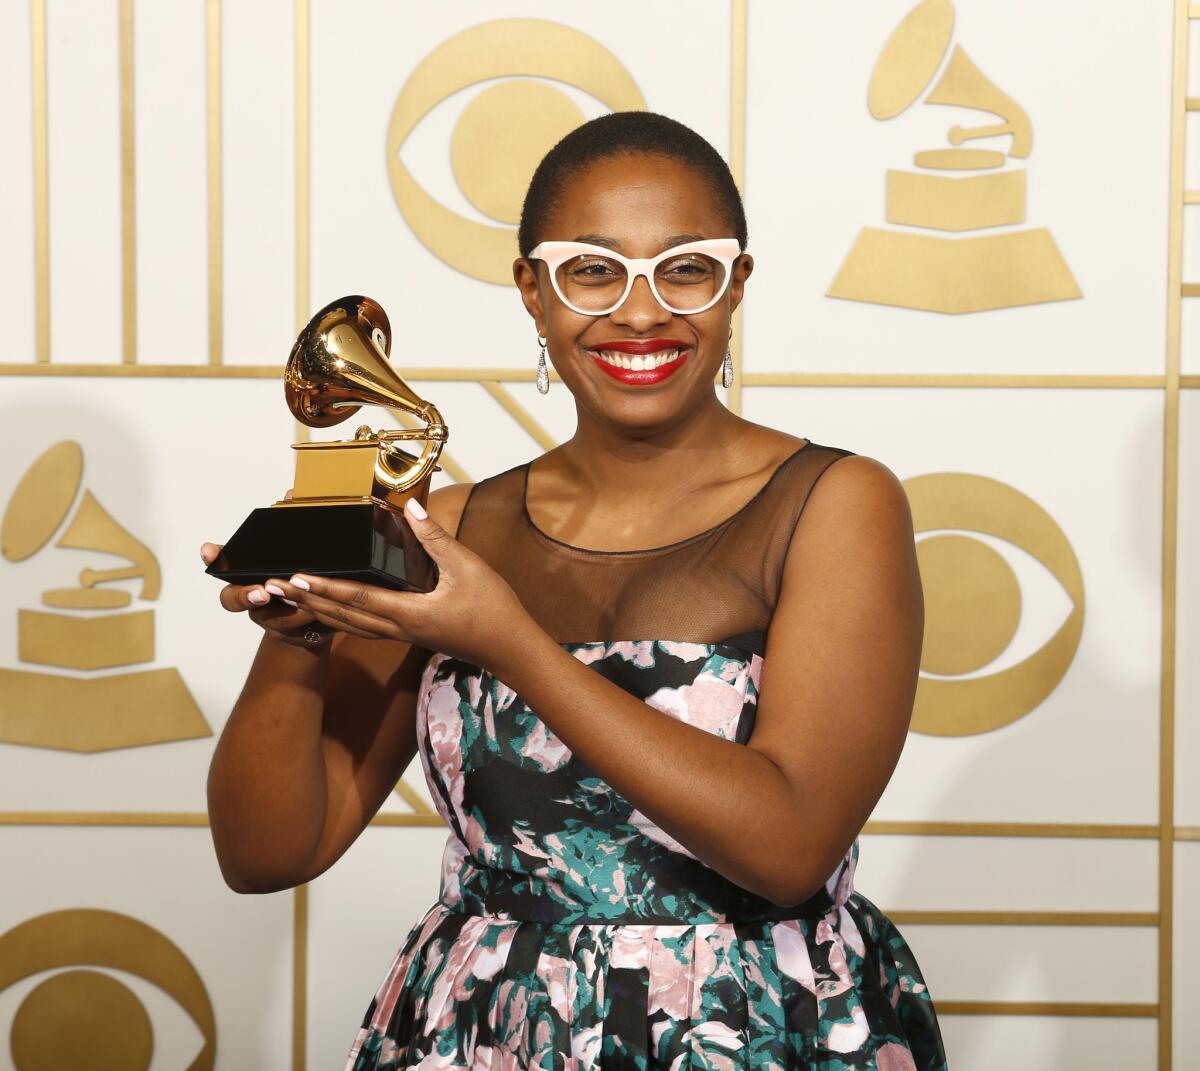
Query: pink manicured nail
264 584 286 597
290 576 311 591
247 589 268 605
405 497 428 521
281 598 298 607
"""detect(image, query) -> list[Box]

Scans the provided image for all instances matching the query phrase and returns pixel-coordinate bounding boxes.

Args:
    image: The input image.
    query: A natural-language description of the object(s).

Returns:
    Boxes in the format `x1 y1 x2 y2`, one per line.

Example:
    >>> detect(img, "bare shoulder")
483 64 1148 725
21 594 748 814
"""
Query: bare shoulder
808 454 910 514
790 454 915 562
427 482 475 534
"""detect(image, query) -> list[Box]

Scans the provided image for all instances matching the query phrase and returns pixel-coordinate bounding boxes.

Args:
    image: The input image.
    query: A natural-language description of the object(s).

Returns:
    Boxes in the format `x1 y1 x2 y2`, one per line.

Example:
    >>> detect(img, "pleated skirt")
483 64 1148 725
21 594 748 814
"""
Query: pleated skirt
343 895 946 1071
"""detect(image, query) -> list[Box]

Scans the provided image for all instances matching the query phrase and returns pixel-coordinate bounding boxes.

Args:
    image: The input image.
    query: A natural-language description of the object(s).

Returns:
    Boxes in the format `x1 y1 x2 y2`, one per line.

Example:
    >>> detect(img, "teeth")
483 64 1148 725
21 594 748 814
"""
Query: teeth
596 348 682 370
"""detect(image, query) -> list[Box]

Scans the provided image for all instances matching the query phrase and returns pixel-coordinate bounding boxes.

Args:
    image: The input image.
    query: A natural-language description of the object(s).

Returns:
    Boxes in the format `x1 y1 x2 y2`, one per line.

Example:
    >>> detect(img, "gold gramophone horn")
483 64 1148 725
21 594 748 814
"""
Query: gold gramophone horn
284 296 447 495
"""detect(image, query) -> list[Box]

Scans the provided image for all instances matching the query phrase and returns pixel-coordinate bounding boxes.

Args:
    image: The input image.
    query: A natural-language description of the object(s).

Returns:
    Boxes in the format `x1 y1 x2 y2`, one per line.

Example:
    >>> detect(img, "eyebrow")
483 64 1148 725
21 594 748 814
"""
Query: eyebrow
570 233 708 253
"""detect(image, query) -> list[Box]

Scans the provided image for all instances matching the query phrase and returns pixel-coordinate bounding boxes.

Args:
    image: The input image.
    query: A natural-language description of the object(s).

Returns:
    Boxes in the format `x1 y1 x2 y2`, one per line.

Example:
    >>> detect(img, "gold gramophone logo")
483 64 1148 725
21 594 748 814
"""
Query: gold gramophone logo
828 0 1082 314
0 441 208 752
386 19 645 285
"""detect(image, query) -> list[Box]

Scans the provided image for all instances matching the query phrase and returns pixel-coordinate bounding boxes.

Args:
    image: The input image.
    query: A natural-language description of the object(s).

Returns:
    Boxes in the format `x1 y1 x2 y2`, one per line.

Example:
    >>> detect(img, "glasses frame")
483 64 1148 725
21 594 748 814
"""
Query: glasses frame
526 238 743 317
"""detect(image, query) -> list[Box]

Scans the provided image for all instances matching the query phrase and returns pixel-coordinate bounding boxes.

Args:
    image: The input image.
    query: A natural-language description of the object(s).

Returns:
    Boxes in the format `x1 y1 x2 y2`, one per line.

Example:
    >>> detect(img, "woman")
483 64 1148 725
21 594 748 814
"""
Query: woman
205 112 947 1070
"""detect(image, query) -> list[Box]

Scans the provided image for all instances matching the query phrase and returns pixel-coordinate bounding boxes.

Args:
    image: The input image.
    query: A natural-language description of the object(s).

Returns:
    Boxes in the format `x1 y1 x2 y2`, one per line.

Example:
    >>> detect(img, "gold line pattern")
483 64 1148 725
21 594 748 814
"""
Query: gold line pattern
936 1001 1158 1019
206 0 222 364
31 0 48 362
370 813 446 828
292 16 312 1065
481 381 558 451
1 812 1186 839
0 812 211 826
862 820 1160 839
0 363 1181 389
293 884 308 1071
119 0 136 363
727 0 748 415
1159 4 1186 1065
888 911 1158 927
741 373 1166 389
294 0 309 332
393 780 435 816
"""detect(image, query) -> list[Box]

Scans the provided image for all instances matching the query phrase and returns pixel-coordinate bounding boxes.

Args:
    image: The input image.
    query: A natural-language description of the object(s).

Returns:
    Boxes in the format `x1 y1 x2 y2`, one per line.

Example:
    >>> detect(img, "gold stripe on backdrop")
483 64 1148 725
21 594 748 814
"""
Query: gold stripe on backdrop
727 0 748 416
1160 2 1187 1066
292 885 308 1071
392 780 436 816
889 911 1158 927
481 381 557 451
31 0 49 362
741 373 1166 389
293 9 312 1061
119 0 136 363
370 813 447 828
937 1002 1158 1019
0 363 1175 388
206 0 222 364
294 0 309 332
862 820 1159 839
1 812 1183 839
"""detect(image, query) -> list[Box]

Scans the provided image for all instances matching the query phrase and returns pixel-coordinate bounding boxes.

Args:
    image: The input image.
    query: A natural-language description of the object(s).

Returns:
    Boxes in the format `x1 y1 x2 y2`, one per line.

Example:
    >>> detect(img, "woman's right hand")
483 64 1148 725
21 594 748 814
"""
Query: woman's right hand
200 540 322 643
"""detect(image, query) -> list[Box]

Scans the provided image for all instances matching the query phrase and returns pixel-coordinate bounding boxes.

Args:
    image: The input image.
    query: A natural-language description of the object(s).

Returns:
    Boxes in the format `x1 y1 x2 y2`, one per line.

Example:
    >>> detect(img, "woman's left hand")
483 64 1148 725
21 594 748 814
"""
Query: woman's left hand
265 500 534 671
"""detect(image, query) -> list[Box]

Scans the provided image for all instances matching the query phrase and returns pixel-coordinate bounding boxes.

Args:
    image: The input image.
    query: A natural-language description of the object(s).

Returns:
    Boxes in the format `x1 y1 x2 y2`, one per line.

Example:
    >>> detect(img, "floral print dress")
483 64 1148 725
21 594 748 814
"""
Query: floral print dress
344 443 947 1070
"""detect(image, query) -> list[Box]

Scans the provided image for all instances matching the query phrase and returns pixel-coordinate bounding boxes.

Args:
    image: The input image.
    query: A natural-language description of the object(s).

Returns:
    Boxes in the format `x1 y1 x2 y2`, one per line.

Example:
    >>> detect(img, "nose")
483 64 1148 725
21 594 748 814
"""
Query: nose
608 272 671 333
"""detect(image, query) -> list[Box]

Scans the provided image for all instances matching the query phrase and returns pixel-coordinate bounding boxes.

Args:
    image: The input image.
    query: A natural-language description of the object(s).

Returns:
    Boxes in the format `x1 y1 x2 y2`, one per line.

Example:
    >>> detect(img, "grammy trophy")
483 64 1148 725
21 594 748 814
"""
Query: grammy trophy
205 296 448 593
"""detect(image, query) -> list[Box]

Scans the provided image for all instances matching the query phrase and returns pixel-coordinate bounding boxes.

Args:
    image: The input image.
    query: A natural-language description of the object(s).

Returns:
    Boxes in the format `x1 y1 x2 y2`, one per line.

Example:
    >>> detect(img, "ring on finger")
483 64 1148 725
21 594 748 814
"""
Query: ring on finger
303 624 333 647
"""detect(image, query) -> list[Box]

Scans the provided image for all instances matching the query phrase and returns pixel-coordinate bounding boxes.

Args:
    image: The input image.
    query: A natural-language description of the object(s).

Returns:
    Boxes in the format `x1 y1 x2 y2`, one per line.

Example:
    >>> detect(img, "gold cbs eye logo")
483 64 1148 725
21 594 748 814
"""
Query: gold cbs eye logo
0 909 216 1071
904 473 1085 736
386 19 646 285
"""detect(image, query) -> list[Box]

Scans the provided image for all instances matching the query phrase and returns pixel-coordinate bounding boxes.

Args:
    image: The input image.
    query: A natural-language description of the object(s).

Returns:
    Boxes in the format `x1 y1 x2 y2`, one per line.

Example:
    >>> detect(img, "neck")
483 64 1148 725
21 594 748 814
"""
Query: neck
556 391 752 503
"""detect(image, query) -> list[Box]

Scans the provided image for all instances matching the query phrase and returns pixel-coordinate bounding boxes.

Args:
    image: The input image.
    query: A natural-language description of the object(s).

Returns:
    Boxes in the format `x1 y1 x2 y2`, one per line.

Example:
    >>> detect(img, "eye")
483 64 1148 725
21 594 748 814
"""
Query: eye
902 472 1085 736
0 908 215 1071
658 255 714 281
385 19 645 286
564 256 624 282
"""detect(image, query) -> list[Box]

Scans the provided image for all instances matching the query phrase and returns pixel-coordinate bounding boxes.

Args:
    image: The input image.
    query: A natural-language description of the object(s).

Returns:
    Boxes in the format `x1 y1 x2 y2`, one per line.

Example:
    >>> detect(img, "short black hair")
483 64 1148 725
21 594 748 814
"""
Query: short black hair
517 111 748 256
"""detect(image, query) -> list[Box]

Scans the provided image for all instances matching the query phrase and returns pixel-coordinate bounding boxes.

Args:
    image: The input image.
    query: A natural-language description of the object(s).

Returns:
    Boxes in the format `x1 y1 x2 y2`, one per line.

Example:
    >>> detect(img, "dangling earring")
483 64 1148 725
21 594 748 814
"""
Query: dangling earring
722 328 734 389
536 332 550 395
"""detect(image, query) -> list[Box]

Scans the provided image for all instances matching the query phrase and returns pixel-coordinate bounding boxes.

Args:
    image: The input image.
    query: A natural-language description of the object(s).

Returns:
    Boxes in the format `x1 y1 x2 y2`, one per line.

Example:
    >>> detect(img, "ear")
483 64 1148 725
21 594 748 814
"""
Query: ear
513 257 547 331
728 253 755 312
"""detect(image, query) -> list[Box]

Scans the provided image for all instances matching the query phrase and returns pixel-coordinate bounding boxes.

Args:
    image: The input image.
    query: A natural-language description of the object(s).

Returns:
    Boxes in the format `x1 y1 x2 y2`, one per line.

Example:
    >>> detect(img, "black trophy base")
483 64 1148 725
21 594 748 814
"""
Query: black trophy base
206 501 437 592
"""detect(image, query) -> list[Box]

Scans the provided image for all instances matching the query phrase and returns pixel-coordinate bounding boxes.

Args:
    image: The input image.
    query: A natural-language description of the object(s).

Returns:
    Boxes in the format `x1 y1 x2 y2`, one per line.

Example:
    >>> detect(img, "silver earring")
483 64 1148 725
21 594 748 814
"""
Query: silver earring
722 331 734 388
536 333 550 395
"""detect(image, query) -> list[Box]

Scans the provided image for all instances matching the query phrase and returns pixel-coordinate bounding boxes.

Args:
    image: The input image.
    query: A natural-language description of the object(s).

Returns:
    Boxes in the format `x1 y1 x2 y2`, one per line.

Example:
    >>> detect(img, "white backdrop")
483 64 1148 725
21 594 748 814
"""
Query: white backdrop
0 2 1194 1069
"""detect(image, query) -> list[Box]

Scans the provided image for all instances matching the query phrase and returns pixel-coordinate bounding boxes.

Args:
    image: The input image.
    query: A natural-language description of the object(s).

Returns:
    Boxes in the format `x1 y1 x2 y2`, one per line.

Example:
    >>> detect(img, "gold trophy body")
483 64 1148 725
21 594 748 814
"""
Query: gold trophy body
206 296 448 592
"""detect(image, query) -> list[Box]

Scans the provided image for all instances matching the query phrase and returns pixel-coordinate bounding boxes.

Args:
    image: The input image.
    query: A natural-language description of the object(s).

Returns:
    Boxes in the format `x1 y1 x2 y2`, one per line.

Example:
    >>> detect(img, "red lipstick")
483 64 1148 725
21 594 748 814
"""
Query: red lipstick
587 339 691 387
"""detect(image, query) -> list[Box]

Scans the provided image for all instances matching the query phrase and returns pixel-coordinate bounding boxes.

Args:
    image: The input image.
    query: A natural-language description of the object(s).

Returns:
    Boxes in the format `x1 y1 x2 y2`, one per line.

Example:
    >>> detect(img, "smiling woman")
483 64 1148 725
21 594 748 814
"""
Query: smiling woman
204 111 947 1070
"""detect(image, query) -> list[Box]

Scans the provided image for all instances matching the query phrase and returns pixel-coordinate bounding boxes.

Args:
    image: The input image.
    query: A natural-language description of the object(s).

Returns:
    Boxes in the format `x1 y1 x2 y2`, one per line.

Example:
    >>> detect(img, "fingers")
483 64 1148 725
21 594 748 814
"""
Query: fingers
218 582 272 613
200 542 223 566
402 498 456 566
271 575 408 639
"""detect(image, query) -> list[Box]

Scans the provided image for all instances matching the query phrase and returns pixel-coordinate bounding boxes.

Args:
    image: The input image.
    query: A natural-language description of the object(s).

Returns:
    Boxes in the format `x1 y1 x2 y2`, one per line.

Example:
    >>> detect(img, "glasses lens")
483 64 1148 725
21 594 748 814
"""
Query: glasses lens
654 252 728 312
554 254 629 313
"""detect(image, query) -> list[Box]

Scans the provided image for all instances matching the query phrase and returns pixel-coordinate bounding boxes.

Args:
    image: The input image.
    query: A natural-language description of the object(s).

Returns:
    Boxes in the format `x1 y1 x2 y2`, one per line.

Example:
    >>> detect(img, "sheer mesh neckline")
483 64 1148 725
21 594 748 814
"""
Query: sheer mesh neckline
520 439 812 556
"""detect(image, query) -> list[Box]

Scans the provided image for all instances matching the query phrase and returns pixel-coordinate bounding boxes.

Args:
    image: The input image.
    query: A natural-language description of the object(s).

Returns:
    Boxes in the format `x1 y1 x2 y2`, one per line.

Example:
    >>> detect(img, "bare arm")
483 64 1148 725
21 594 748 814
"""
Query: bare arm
272 457 922 906
204 483 472 893
492 456 922 904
